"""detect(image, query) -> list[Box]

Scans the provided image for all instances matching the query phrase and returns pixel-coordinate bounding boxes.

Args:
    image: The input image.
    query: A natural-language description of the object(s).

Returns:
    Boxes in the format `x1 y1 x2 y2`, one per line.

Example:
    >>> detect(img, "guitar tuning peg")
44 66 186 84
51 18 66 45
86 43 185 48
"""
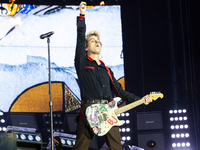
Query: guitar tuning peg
150 91 161 94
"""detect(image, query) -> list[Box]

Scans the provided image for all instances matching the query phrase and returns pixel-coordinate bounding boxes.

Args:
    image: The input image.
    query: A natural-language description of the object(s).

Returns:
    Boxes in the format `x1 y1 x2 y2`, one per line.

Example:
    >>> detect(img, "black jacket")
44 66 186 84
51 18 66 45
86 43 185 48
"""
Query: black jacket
74 16 140 102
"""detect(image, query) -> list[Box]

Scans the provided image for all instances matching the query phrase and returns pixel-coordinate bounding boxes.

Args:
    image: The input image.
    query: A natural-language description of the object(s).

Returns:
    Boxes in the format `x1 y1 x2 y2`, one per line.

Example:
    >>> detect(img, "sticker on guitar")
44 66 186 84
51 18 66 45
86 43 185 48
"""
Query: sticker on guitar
107 116 118 125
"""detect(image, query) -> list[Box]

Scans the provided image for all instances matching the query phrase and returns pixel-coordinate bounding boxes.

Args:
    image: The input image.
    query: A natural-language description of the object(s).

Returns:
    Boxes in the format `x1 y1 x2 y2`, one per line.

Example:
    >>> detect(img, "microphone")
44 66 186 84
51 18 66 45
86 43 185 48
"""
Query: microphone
40 31 54 39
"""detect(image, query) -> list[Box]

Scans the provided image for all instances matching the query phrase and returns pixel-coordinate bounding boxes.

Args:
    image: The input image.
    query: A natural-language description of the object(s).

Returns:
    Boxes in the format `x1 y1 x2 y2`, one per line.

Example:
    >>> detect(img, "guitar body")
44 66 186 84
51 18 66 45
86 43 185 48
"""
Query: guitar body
85 97 125 136
85 92 163 136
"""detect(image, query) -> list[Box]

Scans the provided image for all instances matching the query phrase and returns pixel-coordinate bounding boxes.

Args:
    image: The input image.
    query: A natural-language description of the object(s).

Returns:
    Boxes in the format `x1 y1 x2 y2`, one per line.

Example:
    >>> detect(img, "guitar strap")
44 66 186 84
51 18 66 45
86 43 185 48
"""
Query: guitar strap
105 66 121 97
80 104 86 122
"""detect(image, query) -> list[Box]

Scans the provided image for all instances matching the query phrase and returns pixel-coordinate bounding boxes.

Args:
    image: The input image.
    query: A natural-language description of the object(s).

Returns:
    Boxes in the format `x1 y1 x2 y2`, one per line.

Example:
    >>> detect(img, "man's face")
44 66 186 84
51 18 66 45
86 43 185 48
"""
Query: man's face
86 35 102 55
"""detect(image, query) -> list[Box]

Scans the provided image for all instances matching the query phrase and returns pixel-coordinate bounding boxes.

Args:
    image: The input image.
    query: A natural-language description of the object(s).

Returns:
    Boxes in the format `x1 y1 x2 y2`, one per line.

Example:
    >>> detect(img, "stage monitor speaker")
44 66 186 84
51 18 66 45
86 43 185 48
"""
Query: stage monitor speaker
9 113 38 131
12 131 42 150
64 114 77 134
0 133 16 150
137 111 163 130
138 132 165 150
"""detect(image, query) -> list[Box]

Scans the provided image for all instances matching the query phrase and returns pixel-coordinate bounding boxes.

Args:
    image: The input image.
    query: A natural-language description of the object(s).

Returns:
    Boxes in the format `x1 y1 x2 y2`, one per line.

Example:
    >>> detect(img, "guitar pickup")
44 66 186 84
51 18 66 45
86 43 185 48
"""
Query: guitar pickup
98 115 103 123
102 113 107 121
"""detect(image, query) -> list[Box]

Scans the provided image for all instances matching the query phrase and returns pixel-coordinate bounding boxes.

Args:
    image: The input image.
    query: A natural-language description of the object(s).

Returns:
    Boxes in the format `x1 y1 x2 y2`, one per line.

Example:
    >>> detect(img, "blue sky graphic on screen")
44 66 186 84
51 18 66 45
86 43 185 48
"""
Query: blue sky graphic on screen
0 4 124 112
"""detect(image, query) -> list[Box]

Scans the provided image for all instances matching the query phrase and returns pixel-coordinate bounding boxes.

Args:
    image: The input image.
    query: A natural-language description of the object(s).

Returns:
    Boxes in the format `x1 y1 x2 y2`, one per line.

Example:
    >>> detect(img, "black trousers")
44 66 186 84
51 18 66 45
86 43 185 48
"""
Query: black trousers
72 103 122 150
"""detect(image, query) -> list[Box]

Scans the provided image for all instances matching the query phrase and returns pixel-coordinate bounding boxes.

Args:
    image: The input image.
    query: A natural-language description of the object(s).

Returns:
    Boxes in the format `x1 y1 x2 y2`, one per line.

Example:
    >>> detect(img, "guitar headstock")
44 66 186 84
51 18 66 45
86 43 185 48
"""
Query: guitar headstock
149 92 164 100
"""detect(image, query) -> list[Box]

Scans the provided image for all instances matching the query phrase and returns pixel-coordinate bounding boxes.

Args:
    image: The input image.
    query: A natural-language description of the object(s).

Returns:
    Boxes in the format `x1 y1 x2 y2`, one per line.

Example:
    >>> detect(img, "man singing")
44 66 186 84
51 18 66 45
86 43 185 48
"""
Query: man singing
73 2 152 150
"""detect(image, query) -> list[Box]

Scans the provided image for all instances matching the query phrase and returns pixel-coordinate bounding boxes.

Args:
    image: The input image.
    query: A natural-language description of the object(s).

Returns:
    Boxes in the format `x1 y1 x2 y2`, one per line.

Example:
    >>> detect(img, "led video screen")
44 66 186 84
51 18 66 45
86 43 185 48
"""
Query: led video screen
0 3 124 112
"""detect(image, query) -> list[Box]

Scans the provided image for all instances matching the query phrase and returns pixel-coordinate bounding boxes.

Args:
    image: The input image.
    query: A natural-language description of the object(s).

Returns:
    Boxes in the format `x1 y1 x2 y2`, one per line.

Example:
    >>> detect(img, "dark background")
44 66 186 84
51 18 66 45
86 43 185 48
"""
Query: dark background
0 0 199 149
122 0 200 112
121 0 200 149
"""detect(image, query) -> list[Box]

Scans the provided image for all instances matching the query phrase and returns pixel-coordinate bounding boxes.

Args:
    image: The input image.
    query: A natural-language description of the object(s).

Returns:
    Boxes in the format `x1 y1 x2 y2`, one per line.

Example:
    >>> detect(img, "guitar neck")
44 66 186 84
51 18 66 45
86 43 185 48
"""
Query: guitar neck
114 98 145 115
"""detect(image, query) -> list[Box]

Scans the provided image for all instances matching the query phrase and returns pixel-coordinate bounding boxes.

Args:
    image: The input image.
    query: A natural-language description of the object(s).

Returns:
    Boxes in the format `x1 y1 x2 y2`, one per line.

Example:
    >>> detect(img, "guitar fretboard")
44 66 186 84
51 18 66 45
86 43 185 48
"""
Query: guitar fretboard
114 98 145 115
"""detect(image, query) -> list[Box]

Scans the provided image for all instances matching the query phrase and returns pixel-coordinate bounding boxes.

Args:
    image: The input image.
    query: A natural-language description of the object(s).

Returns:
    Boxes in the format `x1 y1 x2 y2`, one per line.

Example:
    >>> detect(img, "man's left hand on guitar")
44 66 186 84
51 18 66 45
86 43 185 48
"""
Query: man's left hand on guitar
143 95 153 105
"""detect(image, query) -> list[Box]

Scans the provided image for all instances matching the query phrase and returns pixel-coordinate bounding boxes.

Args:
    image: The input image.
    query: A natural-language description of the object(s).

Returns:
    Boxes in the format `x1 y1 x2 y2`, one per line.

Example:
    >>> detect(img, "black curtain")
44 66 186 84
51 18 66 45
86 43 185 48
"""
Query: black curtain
121 0 199 149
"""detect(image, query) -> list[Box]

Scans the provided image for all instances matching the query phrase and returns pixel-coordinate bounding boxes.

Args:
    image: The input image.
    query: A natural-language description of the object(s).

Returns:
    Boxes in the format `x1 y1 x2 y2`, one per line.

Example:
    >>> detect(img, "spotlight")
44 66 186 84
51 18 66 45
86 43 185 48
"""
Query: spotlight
60 129 64 132
184 124 188 129
170 125 175 129
126 128 130 132
183 109 187 113
180 125 184 129
20 134 26 140
171 134 175 138
28 135 34 141
175 117 178 121
2 127 7 131
0 111 3 116
185 133 189 137
127 136 131 141
176 134 180 138
186 142 190 147
172 143 176 147
179 117 183 121
35 135 41 142
122 136 126 141
181 133 185 138
170 117 174 121
125 113 129 116
175 125 179 129
177 143 181 147
1 119 5 123
182 142 186 147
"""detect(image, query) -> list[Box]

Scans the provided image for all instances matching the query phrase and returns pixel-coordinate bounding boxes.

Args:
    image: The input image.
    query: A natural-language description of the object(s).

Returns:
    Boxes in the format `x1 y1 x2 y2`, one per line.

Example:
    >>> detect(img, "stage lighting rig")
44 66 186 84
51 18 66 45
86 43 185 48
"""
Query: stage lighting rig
0 110 7 133
169 109 191 149
118 112 132 144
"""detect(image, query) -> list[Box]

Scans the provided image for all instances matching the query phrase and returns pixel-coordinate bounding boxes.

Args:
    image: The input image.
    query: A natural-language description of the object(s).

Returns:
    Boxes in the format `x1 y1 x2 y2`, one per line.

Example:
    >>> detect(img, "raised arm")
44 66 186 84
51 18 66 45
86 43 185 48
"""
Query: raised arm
75 2 87 72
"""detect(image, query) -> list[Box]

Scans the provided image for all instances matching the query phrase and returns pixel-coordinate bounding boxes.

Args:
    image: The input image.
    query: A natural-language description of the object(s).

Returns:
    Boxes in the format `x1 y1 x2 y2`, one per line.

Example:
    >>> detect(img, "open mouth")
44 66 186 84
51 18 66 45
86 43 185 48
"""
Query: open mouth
96 44 100 47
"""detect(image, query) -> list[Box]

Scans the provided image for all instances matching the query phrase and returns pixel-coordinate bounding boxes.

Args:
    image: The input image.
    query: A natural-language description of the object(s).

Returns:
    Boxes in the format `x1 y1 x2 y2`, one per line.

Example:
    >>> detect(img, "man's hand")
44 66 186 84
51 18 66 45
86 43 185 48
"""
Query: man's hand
143 95 153 105
79 1 87 15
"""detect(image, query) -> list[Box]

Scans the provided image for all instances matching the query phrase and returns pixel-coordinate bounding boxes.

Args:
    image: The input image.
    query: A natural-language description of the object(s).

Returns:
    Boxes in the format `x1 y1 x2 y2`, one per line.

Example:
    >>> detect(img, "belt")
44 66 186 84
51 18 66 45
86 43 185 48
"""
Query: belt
82 99 108 104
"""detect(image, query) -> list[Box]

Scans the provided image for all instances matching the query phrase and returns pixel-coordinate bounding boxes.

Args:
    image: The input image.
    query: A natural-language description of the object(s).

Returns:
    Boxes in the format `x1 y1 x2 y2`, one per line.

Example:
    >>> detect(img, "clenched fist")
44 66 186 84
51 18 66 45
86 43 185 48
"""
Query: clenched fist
79 1 87 15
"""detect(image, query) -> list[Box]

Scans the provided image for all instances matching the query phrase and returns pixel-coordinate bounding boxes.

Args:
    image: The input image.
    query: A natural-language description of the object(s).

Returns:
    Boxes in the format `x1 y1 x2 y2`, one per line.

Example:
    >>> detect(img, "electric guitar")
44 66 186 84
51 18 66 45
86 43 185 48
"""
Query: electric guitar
85 92 164 136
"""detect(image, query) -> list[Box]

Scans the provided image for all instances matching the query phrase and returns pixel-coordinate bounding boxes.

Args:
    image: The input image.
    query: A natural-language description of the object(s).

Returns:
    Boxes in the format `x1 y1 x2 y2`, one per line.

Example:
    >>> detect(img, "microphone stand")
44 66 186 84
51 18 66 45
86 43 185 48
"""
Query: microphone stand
47 37 54 150
40 31 54 150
